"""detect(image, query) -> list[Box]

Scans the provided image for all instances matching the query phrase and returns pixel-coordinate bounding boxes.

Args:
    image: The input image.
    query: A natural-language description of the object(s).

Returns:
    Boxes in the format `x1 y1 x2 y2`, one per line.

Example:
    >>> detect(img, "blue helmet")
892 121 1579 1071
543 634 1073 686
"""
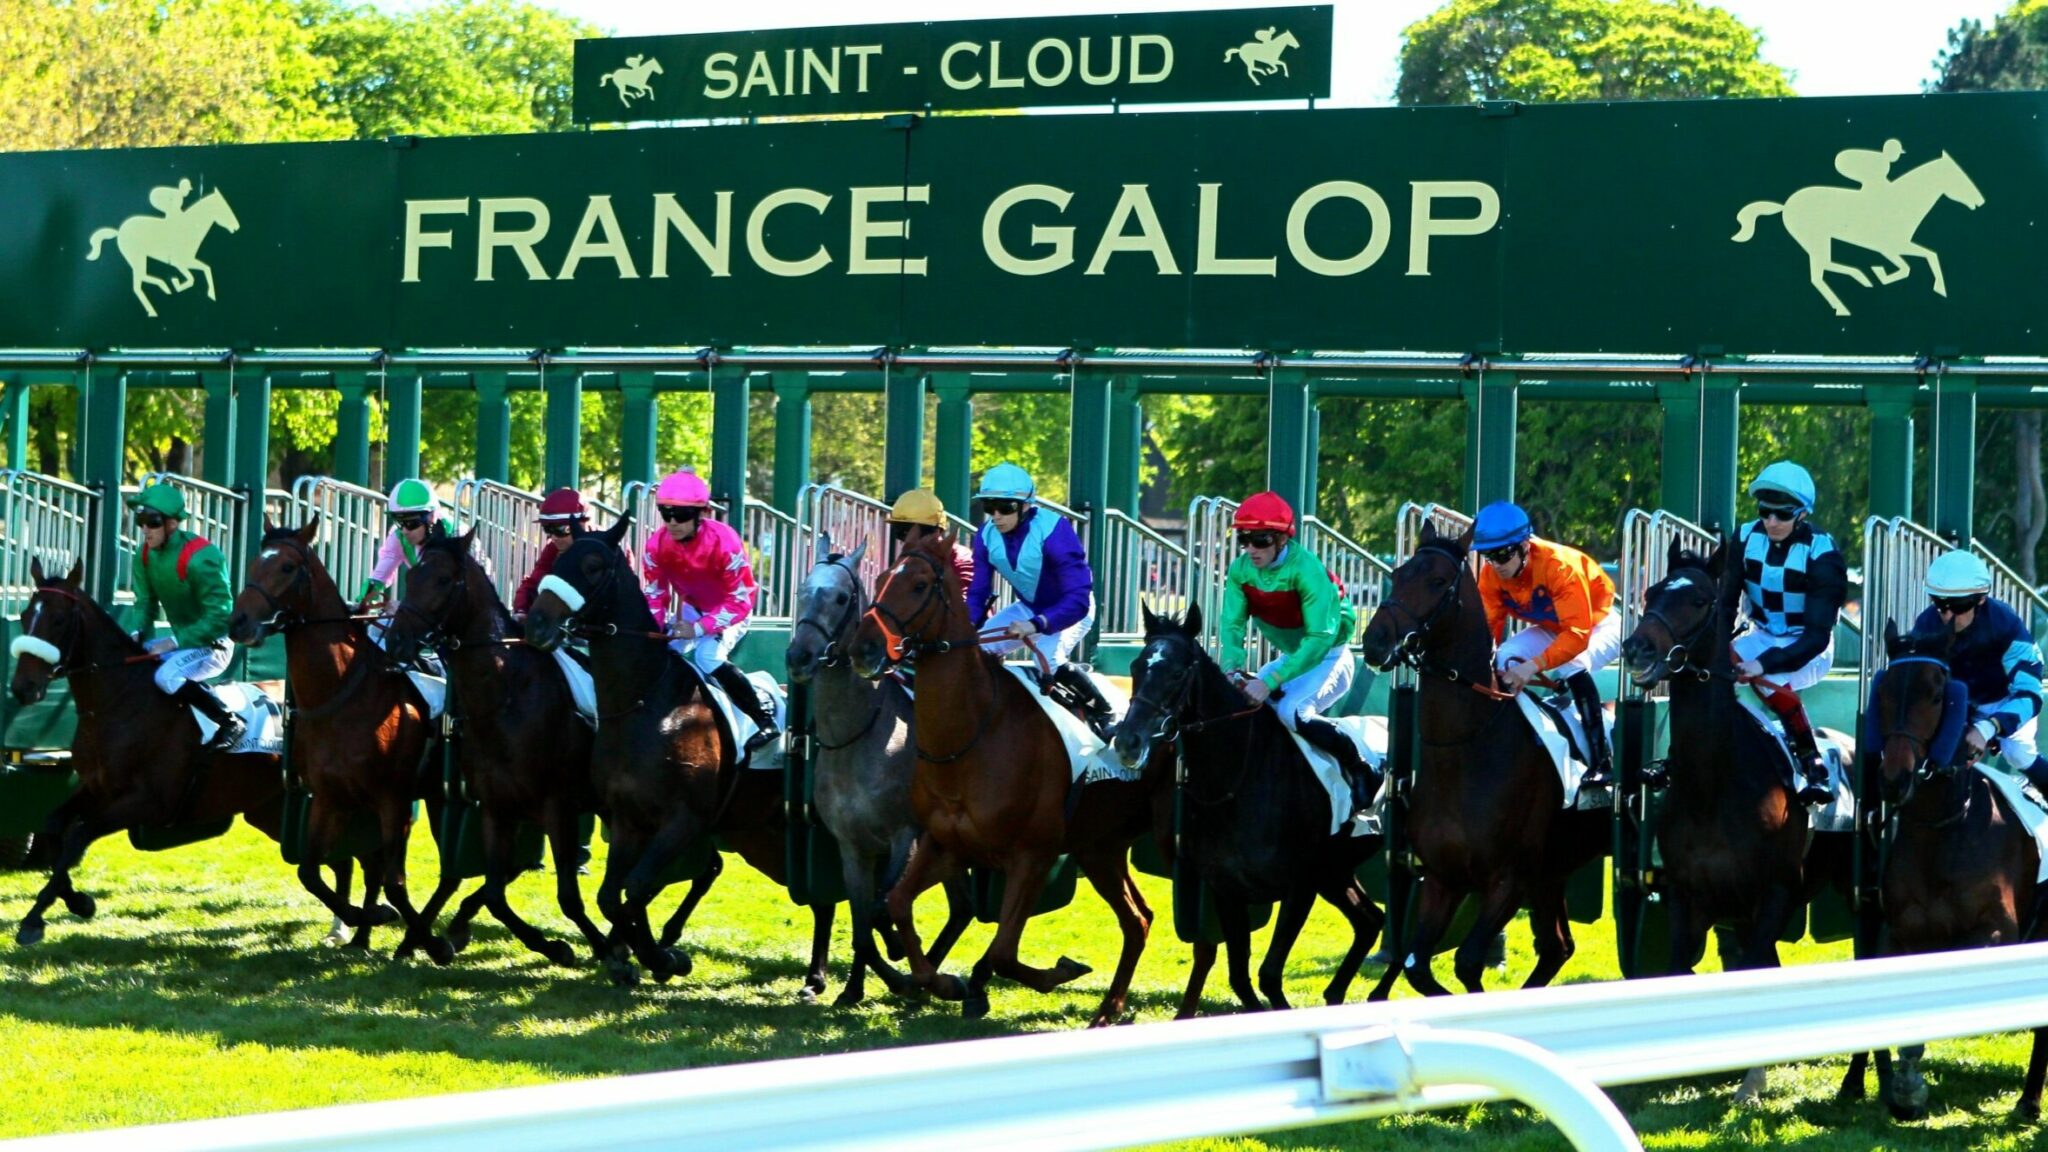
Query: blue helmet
975 462 1035 501
1472 501 1534 552
1748 461 1816 514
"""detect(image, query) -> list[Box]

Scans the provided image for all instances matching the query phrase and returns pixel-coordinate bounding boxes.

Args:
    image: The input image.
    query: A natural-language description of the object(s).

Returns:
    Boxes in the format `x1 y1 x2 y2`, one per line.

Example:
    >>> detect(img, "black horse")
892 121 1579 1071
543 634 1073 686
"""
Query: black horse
1112 604 1385 1015
1837 621 2047 1120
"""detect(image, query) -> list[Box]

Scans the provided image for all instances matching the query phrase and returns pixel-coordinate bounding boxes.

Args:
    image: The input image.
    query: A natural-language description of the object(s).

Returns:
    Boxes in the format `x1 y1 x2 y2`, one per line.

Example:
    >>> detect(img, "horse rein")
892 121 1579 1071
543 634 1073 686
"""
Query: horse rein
16 584 159 681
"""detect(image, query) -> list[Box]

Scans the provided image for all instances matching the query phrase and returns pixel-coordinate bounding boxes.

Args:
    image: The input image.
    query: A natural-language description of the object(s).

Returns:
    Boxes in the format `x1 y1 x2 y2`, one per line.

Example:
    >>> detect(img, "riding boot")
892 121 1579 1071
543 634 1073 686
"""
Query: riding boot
710 663 781 754
1295 715 1382 816
2025 757 2048 800
1052 664 1118 742
1755 677 1831 806
1565 670 1614 788
172 680 244 751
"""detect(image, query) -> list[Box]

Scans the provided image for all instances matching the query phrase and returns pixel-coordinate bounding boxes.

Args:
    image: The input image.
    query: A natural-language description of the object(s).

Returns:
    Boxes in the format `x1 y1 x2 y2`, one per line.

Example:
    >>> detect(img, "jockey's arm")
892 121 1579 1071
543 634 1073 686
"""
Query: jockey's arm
1753 548 1847 675
1986 636 2048 738
1264 566 1340 690
1532 567 1596 671
965 531 995 627
1217 570 1252 675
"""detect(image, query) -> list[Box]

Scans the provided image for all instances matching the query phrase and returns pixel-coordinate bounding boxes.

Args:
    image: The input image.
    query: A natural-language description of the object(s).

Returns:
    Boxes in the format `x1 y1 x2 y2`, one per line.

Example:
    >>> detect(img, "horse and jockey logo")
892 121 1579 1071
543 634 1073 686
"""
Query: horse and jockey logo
1224 27 1299 86
1731 141 1984 317
600 54 663 108
85 179 239 319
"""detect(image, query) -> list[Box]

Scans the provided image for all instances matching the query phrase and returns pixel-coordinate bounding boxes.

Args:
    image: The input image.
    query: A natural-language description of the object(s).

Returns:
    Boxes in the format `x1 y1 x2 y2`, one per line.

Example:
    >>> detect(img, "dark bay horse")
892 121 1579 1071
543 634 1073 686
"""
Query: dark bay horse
785 542 971 1007
525 518 832 995
1837 622 2047 1120
8 559 287 945
1112 603 1385 1016
229 520 447 959
1357 522 1607 997
849 530 1160 1026
380 530 606 967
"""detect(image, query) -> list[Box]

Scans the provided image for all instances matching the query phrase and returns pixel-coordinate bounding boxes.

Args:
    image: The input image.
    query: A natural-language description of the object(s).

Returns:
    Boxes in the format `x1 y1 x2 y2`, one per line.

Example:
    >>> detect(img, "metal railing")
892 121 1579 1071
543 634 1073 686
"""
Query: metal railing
1859 517 2048 708
452 479 542 601
795 483 894 606
744 502 801 623
111 473 251 605
0 470 99 615
1096 509 1187 644
1616 509 1719 703
39 940 2048 1152
288 475 394 603
1300 513 1393 646
1179 498 1387 666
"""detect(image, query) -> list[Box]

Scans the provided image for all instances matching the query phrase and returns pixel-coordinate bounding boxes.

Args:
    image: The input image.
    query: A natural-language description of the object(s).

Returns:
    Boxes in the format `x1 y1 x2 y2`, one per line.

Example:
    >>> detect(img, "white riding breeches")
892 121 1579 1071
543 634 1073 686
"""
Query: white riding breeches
1493 611 1623 679
152 642 232 694
980 598 1094 666
667 605 746 676
1732 630 1834 694
1255 644 1356 732
1973 706 2040 775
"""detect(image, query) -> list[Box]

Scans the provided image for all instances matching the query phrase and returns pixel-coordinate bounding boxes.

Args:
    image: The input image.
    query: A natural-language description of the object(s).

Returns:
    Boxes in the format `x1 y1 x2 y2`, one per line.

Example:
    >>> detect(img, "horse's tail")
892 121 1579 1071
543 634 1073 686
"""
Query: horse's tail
1223 47 1239 62
600 73 614 88
1731 201 1783 243
86 227 117 261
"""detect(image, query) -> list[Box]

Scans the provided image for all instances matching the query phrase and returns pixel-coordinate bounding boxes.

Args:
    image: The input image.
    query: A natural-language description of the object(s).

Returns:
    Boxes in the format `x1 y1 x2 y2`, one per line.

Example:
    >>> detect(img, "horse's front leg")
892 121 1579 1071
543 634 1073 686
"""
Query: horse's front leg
974 854 1091 1020
884 832 963 1000
1455 875 1525 993
620 809 706 982
1075 847 1150 1027
1375 876 1458 999
16 789 91 946
374 795 444 964
1257 885 1318 1011
1317 874 1386 1006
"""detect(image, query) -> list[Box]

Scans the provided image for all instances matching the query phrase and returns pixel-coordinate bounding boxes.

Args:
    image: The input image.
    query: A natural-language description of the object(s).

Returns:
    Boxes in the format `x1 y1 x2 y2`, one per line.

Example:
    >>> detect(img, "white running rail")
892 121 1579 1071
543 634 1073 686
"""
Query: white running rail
24 941 2048 1152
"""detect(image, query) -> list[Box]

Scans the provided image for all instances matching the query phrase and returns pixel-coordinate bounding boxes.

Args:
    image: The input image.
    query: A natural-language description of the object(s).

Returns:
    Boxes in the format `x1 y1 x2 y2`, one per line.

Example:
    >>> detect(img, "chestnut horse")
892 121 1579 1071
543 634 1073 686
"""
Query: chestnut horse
229 521 447 958
9 559 288 945
1837 621 2048 1120
849 529 1160 1025
1357 522 1607 997
524 518 833 995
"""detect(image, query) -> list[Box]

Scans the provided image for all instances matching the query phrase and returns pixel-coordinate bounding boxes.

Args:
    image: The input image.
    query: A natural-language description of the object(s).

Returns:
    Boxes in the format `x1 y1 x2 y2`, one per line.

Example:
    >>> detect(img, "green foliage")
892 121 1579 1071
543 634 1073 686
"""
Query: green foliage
1396 0 1795 105
1933 2 2048 93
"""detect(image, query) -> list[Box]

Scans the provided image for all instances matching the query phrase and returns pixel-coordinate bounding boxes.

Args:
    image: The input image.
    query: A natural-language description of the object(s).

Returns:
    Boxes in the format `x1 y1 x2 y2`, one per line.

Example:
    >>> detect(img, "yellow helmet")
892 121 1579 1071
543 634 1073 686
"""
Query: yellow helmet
888 488 947 528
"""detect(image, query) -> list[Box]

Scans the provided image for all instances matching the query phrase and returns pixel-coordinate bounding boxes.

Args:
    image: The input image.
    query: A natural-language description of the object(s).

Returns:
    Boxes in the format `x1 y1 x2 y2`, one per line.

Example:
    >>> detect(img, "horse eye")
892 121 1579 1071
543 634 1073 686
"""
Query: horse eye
833 591 848 605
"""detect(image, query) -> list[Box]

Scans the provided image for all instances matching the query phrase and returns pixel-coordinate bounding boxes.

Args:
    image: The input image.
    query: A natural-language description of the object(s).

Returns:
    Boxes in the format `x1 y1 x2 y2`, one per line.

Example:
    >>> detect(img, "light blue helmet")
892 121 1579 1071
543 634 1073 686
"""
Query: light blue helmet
975 462 1035 502
1471 501 1534 552
1748 461 1816 514
1925 550 1993 599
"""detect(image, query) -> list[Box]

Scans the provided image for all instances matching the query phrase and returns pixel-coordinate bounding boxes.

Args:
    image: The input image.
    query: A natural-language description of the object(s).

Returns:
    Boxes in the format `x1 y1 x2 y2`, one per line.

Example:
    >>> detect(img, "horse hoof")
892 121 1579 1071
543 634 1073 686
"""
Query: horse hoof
371 903 401 927
2015 1098 2042 1123
61 891 95 920
1837 1082 1866 1105
425 937 455 967
605 959 639 988
650 948 689 983
446 922 472 953
15 919 44 947
961 988 991 1019
833 987 866 1009
393 941 416 962
542 940 577 968
796 985 819 1004
1052 956 1093 984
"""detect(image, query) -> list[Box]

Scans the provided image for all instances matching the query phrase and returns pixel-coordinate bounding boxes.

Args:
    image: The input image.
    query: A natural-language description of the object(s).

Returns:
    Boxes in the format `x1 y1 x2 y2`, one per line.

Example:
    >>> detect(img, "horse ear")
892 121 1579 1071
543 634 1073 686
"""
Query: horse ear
1453 526 1473 555
297 514 320 546
1185 600 1203 637
1141 600 1160 635
456 529 476 553
65 559 82 586
1666 536 1685 572
1420 520 1438 545
847 536 868 565
1885 617 1905 658
29 557 44 584
814 530 833 564
602 515 630 548
939 527 957 550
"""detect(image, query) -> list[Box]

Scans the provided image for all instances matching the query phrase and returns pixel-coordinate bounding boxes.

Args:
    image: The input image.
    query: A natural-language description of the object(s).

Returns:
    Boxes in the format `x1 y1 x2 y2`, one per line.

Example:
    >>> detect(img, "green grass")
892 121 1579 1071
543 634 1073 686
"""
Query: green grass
0 822 2041 1149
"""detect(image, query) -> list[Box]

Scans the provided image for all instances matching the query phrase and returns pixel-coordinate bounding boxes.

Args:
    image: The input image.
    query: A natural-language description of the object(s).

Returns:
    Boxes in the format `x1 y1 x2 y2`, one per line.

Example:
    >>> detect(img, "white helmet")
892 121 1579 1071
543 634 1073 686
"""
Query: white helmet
1925 549 1993 599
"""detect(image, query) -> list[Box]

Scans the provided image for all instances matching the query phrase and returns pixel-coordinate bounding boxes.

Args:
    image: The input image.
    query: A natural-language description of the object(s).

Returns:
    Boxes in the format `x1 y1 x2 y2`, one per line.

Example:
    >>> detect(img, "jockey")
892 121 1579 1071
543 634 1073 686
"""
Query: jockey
1914 550 2048 793
125 484 243 749
966 462 1115 736
1217 491 1377 812
1733 461 1845 807
641 469 779 752
1473 501 1620 787
357 478 451 613
512 487 588 619
888 488 973 589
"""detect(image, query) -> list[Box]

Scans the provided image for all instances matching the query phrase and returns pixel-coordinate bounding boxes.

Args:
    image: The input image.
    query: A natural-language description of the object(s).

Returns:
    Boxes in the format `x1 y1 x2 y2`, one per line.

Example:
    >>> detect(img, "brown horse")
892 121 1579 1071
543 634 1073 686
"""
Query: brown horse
1837 621 2048 1120
1357 522 1607 997
228 520 447 959
8 559 289 945
524 518 833 996
849 529 1160 1026
380 530 606 966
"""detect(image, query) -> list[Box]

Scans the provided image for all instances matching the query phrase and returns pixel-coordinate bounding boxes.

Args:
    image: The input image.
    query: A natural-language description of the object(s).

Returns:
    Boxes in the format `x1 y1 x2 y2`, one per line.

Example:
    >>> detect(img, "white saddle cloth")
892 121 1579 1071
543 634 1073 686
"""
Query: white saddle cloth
1282 715 1387 838
405 671 447 721
1002 665 1141 785
1974 762 2048 882
1735 701 1858 832
190 682 284 755
551 647 598 724
701 666 787 770
1516 693 1613 811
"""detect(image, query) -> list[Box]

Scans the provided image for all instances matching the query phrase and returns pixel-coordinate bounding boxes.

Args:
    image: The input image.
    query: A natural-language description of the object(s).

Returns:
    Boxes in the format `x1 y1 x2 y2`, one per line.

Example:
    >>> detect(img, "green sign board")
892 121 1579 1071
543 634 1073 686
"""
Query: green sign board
570 7 1332 124
0 92 2040 357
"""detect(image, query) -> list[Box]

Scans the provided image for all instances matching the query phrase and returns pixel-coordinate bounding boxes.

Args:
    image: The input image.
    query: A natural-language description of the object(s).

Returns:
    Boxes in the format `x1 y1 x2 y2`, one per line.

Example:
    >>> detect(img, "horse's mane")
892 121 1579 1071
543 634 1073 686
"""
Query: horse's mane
421 532 518 633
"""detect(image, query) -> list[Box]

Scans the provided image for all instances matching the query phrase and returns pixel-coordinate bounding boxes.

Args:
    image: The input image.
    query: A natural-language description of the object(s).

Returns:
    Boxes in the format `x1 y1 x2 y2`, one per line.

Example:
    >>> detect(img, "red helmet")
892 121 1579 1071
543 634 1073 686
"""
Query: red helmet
537 488 588 523
1233 491 1296 536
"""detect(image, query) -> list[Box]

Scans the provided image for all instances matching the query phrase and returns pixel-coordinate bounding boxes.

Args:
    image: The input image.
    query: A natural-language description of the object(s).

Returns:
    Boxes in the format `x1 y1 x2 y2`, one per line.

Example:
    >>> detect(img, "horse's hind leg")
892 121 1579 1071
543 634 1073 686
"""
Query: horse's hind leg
1521 877 1578 990
1318 874 1386 1006
2018 1027 2047 1120
1258 885 1318 1011
800 901 835 1001
1376 876 1458 999
544 811 609 964
1215 896 1261 1012
374 797 445 965
1455 876 1525 993
1076 848 1151 1027
928 872 975 968
657 852 722 949
1838 1050 1870 1103
478 816 576 967
1177 941 1217 1020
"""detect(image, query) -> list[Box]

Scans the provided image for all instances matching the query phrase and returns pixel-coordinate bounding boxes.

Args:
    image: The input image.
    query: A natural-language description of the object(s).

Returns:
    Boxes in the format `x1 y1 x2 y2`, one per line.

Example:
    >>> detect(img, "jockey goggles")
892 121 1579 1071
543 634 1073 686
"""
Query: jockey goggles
1480 544 1522 565
984 498 1025 516
1756 504 1800 523
1235 531 1281 550
134 511 168 529
1931 593 1985 615
395 514 430 531
543 523 576 538
657 504 702 523
889 522 929 542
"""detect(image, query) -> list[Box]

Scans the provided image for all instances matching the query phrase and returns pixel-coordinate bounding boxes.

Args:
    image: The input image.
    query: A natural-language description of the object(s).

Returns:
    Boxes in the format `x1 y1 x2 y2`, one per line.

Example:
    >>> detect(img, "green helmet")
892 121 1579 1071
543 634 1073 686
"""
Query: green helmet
126 483 186 520
386 478 435 514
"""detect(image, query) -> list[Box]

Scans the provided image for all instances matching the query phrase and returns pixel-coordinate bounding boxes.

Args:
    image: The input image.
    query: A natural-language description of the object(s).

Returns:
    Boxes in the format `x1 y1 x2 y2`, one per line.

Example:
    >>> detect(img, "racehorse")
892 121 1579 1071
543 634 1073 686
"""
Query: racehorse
784 541 972 1006
1112 603 1385 1016
1357 521 1607 997
1222 29 1298 85
8 559 288 946
524 518 833 996
86 188 239 318
1620 538 1855 1102
849 529 1160 1026
1836 621 2048 1121
599 55 663 107
229 520 448 960
1732 150 1984 317
379 530 606 967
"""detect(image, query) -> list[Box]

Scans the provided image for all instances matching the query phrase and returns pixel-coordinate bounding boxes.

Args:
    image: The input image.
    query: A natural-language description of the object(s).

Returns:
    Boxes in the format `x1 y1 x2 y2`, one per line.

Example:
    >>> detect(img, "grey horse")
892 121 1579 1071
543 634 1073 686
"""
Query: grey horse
786 539 971 1006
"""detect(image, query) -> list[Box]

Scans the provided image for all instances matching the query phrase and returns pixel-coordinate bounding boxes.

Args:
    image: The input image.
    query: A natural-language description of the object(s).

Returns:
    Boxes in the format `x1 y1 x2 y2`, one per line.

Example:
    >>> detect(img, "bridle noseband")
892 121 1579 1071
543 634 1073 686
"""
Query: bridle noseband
1635 571 1719 684
1377 544 1467 670
790 555 864 669
862 551 954 664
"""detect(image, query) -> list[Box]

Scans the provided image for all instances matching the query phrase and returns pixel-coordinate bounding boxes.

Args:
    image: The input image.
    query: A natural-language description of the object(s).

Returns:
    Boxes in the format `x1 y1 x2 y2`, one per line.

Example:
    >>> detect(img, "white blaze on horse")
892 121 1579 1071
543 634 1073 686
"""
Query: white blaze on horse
86 189 240 319
600 55 664 108
1223 29 1299 86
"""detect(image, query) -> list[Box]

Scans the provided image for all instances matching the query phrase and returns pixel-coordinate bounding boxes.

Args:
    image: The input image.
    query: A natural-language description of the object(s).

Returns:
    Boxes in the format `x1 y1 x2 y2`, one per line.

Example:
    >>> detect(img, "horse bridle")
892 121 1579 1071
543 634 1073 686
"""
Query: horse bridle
790 554 864 668
16 584 145 681
1636 570 1720 683
1127 634 1266 807
244 537 339 634
862 551 955 664
1876 654 1970 825
1377 544 1468 670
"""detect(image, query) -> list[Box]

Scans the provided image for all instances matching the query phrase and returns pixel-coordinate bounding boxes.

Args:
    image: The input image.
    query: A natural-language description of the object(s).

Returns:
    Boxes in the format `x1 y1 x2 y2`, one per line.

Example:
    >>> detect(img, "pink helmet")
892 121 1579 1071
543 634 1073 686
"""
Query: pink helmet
654 469 711 507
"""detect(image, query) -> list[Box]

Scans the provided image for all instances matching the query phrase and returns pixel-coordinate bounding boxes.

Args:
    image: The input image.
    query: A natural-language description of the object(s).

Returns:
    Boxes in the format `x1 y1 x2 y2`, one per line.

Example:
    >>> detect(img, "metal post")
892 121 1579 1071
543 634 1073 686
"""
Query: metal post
1929 370 1976 541
1656 378 1702 521
1070 372 1112 556
1266 369 1313 511
710 367 750 522
83 371 128 604
619 371 658 489
1700 374 1741 535
2 375 28 471
1303 402 1322 519
544 367 582 492
233 371 272 574
473 373 511 483
933 373 974 516
385 371 422 486
334 374 372 488
200 371 235 487
1865 380 1917 522
883 368 927 503
1462 370 1517 508
772 371 813 516
1107 378 1142 516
